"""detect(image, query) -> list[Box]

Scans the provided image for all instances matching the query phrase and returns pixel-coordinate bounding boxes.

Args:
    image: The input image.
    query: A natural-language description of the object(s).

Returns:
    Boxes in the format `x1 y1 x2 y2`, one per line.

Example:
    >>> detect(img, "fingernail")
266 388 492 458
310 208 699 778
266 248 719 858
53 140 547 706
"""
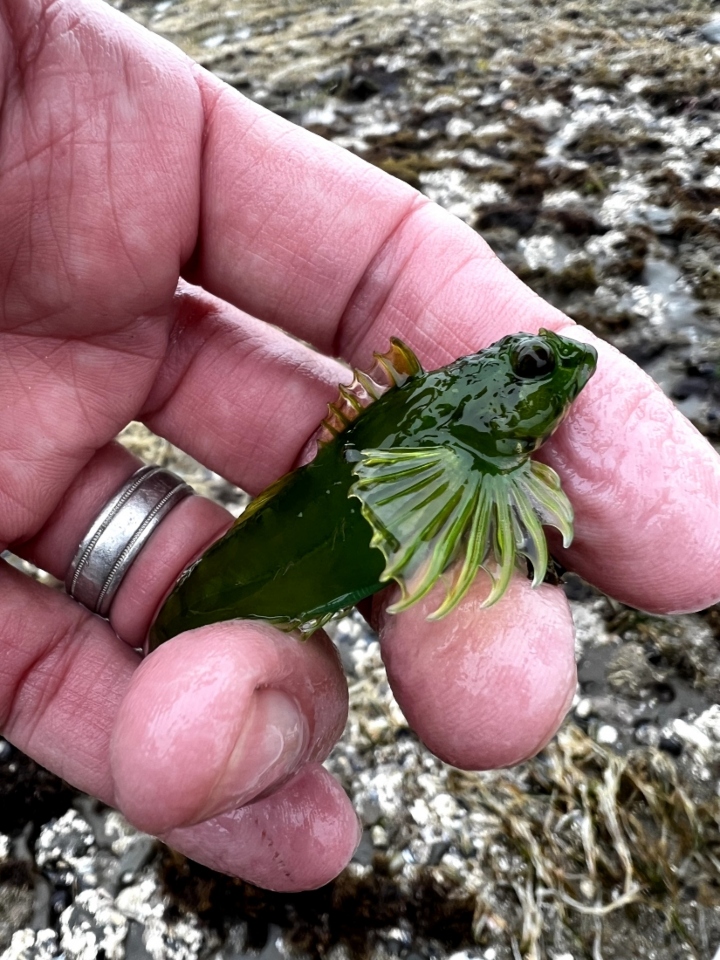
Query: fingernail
200 688 309 820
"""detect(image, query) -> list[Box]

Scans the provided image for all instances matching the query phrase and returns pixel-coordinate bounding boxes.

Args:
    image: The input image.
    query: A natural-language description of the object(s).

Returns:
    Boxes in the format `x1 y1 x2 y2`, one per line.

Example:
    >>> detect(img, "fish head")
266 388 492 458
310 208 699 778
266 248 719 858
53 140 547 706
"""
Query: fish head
447 329 597 464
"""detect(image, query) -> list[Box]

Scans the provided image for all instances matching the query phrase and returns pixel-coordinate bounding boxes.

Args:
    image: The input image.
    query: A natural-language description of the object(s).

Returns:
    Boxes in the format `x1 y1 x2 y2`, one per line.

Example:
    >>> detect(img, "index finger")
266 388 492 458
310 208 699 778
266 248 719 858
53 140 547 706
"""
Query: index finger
189 73 720 614
189 72 555 362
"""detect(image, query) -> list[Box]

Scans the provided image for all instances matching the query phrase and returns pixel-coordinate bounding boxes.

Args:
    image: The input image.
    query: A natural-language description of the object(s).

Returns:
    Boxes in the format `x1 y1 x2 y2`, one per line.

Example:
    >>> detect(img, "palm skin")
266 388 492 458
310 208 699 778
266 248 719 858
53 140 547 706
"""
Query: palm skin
0 0 718 891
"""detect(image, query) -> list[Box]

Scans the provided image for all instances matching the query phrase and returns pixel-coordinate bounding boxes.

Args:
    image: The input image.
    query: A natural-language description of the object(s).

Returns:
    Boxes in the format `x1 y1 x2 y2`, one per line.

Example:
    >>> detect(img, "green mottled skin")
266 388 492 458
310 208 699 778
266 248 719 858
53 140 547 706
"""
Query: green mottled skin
148 331 596 651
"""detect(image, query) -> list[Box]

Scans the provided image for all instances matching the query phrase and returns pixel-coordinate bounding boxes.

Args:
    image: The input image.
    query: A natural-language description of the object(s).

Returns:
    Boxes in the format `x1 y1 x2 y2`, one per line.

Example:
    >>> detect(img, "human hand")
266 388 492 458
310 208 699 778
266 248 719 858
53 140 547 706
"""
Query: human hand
1 0 719 892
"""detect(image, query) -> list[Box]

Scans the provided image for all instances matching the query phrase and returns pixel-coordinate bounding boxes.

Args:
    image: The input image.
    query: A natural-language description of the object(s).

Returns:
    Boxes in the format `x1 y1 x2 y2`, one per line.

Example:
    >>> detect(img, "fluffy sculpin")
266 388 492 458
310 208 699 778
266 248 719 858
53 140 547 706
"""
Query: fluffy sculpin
147 330 597 651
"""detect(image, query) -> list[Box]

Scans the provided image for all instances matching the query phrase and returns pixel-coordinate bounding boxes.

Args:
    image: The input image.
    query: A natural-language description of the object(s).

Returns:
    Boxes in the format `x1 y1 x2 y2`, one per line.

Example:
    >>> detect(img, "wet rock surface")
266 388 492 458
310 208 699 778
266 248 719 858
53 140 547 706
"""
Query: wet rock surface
2 0 720 957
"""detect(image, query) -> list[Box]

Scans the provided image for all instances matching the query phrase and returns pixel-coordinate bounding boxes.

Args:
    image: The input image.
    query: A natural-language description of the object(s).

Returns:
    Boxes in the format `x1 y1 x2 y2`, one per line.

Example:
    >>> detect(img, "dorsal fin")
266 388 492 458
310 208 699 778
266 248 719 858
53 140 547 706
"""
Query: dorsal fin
369 337 423 387
316 338 423 448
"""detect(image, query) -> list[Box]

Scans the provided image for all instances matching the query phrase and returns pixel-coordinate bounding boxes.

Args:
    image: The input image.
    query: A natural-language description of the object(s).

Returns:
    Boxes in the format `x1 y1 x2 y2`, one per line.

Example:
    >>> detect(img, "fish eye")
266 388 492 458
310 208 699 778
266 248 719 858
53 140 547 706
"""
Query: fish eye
510 339 556 379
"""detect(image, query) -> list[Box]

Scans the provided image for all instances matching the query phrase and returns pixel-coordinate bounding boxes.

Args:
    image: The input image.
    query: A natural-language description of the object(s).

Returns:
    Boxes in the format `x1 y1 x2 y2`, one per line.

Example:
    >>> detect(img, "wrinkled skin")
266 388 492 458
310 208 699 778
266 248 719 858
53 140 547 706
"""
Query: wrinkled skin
0 0 719 893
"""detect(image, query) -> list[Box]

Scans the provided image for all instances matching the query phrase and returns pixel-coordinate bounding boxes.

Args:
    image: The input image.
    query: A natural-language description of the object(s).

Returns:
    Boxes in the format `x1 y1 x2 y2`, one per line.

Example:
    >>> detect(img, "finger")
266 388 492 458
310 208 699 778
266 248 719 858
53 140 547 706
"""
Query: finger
0 566 351 872
165 763 361 892
139 283 350 494
185 76 720 614
190 72 564 362
374 575 576 771
186 74 421 356
15 392 332 651
8 281 351 590
9 279 352 644
0 0 201 342
0 0 201 546
0 560 138 801
542 328 720 614
111 623 347 833
16 440 232 647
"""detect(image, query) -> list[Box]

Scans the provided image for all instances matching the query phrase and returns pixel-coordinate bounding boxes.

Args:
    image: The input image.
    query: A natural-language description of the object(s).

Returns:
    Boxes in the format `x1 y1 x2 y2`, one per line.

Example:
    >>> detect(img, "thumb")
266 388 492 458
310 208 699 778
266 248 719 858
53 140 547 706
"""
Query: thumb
110 621 347 835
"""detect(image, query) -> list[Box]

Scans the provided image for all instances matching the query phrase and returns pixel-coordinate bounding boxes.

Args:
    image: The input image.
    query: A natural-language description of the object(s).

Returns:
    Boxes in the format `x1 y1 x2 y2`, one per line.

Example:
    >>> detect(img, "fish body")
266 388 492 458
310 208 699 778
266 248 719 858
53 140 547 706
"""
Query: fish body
148 330 597 651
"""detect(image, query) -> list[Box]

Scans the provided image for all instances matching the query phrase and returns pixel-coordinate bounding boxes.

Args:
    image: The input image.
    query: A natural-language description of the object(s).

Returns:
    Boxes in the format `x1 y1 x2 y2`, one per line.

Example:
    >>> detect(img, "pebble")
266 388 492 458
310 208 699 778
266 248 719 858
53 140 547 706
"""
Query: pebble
575 697 593 720
596 724 619 745
116 836 156 885
671 718 713 756
446 117 475 138
658 737 683 758
423 93 463 113
699 18 720 43
634 723 660 747
114 879 164 925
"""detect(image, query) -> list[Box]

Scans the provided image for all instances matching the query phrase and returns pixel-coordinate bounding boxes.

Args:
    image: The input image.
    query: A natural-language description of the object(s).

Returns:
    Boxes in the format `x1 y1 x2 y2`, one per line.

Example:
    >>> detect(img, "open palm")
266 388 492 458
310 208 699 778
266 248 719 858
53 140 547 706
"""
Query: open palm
0 0 718 891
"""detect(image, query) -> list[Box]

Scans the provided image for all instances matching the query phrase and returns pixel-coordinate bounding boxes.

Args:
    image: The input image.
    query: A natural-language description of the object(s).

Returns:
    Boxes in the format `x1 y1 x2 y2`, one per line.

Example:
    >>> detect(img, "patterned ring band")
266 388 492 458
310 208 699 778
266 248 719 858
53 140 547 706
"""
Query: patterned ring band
66 465 193 617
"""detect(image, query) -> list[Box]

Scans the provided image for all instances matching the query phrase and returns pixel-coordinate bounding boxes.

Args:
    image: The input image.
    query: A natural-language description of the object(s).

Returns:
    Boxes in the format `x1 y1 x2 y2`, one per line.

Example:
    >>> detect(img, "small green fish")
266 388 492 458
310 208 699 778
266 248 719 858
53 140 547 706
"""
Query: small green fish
147 330 597 652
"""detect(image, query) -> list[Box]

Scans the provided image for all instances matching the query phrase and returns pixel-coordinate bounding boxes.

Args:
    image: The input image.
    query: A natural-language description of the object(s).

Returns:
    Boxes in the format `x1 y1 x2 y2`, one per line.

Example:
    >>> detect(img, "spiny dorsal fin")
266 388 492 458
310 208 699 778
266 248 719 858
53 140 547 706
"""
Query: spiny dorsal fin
370 337 423 387
316 338 423 448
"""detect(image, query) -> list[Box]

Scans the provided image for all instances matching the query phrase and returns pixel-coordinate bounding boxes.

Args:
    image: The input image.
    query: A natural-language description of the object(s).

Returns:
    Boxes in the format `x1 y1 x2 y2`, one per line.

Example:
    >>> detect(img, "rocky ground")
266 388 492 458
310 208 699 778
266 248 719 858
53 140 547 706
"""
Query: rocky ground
2 0 720 958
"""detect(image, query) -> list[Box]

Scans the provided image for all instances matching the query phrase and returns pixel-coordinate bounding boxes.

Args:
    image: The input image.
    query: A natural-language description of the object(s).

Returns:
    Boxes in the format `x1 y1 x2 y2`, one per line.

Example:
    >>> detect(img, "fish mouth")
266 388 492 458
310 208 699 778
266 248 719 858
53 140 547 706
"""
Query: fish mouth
538 329 598 399
540 329 598 402
569 342 598 398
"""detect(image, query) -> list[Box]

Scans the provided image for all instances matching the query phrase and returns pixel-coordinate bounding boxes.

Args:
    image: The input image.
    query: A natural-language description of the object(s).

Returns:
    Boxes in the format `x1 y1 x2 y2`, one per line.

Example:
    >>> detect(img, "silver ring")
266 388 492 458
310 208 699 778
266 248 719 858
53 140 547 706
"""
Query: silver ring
66 465 193 617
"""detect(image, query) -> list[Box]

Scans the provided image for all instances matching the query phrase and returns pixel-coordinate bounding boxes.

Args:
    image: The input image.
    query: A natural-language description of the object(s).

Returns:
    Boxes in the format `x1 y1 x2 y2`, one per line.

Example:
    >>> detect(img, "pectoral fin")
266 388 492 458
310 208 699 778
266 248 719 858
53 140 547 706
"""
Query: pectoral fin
350 450 575 618
350 446 477 612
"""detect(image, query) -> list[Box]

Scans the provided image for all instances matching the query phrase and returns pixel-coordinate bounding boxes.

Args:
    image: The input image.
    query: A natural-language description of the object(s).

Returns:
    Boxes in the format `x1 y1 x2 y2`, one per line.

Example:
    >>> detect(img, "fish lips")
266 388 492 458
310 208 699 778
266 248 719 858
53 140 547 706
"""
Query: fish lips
569 342 598 399
539 328 598 400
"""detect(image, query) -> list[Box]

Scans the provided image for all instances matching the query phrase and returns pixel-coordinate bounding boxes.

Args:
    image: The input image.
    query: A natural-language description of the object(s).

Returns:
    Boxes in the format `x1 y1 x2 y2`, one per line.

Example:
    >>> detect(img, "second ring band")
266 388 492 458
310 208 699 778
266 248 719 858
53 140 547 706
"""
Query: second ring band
66 465 193 617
